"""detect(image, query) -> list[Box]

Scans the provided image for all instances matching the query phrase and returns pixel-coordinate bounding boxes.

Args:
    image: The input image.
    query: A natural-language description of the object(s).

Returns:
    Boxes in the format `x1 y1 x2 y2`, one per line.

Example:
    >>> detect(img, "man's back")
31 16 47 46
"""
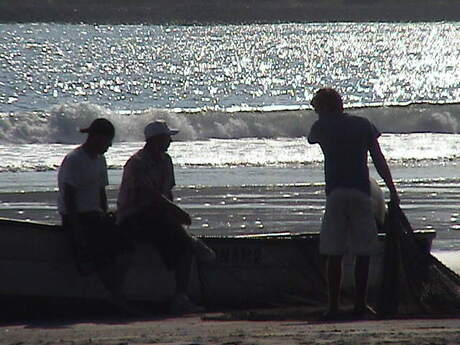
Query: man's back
308 88 399 319
117 148 176 224
308 113 380 195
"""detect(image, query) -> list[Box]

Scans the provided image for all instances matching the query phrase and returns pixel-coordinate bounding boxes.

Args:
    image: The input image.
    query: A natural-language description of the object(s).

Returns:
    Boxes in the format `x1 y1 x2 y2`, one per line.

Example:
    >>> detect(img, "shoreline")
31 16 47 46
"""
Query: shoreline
2 1 460 24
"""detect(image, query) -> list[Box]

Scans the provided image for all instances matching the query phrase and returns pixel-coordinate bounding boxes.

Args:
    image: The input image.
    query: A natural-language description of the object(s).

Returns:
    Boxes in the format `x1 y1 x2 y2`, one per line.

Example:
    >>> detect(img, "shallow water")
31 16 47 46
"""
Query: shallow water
1 165 460 252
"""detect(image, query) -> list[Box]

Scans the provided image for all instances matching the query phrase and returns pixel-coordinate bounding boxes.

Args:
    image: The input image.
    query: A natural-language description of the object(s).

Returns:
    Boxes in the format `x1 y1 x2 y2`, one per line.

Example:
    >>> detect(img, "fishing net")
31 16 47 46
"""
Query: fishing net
377 202 460 317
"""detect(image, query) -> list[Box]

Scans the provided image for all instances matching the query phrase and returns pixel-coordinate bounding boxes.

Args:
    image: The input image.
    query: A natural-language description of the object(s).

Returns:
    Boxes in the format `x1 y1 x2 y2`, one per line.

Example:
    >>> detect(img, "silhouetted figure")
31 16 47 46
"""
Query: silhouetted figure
308 88 399 319
58 118 131 311
117 120 215 314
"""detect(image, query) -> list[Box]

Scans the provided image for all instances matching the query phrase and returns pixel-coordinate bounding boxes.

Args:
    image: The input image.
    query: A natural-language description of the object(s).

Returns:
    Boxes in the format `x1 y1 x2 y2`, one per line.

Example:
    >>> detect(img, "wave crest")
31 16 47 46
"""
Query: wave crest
1 102 460 144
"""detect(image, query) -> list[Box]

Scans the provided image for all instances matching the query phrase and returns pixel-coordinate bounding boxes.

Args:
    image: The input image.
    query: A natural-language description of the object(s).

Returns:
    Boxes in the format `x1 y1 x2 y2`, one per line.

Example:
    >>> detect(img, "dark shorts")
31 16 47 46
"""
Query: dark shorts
120 212 192 271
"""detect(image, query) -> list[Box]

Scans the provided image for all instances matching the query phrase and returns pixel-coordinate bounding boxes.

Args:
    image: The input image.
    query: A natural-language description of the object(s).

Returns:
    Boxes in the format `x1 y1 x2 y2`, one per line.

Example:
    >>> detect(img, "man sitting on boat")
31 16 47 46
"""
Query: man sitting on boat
57 118 131 310
308 88 400 319
117 120 215 314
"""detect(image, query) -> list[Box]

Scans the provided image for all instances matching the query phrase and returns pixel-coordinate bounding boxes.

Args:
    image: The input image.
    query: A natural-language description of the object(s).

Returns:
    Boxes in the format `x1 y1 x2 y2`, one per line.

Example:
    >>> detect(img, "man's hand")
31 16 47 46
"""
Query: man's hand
174 206 192 226
166 203 192 225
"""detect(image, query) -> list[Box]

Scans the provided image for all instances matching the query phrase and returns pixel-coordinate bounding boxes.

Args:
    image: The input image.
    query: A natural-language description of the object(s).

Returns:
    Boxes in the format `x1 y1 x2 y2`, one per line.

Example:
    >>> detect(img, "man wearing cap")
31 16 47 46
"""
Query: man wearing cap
117 120 214 314
58 118 130 309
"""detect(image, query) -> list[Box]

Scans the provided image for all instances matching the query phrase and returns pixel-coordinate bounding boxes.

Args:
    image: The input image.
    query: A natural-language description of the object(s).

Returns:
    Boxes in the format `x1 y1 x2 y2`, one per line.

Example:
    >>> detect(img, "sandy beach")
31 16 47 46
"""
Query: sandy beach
2 311 460 345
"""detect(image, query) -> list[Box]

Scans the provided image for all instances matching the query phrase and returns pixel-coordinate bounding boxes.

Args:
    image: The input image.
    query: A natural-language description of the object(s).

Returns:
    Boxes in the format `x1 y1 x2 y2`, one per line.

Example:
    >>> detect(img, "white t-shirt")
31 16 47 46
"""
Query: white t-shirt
57 146 109 215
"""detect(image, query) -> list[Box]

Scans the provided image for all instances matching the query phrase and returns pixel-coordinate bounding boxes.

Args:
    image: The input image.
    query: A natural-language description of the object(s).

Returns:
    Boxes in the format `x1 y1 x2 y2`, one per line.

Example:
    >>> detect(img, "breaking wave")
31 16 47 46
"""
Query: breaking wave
1 102 460 144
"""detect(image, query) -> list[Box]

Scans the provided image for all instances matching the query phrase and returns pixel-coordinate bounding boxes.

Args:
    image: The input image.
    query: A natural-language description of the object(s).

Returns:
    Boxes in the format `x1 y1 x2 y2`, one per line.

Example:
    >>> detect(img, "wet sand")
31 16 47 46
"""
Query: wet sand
2 313 460 345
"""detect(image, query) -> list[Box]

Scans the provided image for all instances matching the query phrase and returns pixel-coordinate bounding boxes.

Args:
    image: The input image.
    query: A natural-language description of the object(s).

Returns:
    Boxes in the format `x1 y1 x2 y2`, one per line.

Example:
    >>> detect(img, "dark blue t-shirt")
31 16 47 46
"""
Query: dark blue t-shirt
308 113 381 195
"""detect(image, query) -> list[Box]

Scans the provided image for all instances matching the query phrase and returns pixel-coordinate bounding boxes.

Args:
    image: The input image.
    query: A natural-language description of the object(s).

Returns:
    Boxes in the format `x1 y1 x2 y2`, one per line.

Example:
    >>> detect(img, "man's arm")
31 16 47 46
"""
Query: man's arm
307 121 321 144
100 187 108 213
127 159 191 225
369 139 400 205
160 185 190 225
64 183 79 222
160 194 192 226
165 190 174 202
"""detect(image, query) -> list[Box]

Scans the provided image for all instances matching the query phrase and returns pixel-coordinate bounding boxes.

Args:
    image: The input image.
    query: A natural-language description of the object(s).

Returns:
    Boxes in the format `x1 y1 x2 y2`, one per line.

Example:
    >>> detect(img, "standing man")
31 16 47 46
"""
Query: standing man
58 118 129 308
308 88 400 319
117 120 214 314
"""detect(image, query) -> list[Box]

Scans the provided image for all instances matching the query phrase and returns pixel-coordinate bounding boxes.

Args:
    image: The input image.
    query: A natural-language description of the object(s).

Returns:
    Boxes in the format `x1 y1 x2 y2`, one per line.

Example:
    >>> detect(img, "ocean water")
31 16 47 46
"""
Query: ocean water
1 22 460 252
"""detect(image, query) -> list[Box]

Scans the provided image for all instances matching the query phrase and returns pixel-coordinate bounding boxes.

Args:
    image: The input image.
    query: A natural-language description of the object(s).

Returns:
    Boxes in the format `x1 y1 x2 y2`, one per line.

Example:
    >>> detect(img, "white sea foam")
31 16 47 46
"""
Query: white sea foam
2 102 460 146
0 131 459 172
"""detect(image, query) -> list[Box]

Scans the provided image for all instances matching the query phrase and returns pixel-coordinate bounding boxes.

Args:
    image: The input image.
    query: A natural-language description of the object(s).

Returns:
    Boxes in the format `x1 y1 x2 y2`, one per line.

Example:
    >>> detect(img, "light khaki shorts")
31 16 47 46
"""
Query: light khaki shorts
320 188 378 256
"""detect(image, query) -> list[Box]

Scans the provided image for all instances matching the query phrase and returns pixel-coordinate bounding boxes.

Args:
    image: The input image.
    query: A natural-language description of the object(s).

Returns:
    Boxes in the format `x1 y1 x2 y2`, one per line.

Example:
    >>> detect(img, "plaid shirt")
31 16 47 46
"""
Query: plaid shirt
117 148 175 223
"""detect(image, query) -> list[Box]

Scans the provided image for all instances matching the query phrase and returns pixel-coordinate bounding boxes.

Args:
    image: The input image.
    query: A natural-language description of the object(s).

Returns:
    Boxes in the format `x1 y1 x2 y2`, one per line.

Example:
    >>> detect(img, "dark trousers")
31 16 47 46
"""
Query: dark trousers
62 212 132 290
120 212 192 271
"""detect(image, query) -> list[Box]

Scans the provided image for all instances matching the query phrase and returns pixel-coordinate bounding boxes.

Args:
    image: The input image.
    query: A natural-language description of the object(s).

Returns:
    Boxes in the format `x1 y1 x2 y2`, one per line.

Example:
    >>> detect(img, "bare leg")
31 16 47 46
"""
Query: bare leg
326 254 343 313
354 255 370 311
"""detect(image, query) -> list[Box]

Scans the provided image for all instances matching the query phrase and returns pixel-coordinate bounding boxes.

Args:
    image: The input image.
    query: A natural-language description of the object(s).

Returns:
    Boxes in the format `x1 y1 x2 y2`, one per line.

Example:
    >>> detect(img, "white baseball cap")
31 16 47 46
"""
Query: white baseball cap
144 120 179 140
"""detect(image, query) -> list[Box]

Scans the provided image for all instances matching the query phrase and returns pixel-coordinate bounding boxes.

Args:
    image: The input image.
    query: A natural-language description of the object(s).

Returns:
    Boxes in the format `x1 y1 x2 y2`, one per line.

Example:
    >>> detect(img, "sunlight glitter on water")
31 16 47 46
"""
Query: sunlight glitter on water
2 22 460 112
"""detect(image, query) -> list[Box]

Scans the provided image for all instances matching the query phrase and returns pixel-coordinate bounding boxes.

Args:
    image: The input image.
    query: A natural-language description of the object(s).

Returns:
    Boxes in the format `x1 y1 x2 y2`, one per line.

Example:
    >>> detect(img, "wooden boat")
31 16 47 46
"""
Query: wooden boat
0 217 436 310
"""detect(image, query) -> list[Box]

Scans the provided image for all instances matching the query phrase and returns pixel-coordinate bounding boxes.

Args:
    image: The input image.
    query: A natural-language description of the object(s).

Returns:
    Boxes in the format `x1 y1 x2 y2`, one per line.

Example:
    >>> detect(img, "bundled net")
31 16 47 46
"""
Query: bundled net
378 202 460 317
